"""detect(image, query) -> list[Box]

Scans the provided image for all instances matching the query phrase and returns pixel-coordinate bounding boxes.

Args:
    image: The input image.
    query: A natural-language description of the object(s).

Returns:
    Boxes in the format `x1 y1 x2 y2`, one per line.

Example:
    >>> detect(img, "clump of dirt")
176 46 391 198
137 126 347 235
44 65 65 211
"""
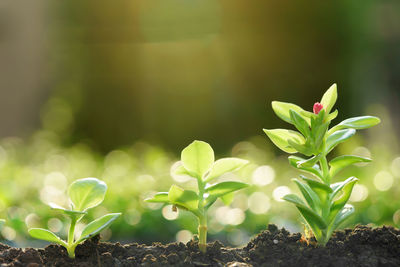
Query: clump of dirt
0 225 399 266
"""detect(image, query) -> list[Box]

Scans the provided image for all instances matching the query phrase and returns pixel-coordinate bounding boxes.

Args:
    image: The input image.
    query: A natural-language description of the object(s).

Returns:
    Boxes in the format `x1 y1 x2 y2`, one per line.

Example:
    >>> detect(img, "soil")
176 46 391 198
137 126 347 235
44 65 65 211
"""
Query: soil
0 224 399 267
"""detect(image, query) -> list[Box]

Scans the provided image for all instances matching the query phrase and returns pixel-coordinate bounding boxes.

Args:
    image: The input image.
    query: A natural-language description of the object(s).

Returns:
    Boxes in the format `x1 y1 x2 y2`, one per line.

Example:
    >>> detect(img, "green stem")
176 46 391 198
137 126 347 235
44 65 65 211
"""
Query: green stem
67 217 77 258
197 179 207 253
320 155 330 184
319 154 331 244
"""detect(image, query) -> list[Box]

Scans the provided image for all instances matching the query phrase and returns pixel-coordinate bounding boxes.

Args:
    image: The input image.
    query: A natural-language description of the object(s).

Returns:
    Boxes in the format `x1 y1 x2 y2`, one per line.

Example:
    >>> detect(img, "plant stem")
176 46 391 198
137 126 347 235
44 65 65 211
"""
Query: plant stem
67 217 77 258
319 154 331 244
320 155 330 184
197 179 207 253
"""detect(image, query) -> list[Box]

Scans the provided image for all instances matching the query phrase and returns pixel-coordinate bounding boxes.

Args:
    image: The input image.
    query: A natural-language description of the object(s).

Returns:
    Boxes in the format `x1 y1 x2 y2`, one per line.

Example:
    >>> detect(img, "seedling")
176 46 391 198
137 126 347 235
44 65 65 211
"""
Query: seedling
146 140 249 253
264 84 380 245
28 178 121 258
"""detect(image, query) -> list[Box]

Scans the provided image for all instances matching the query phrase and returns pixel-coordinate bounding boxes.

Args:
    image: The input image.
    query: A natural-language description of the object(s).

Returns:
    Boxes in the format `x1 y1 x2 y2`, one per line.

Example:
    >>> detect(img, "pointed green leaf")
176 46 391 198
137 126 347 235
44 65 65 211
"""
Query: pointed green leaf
329 155 371 178
283 194 327 229
168 185 199 211
264 129 305 154
68 178 107 212
292 179 320 211
77 213 121 243
288 156 323 179
29 228 67 246
326 129 356 153
331 204 354 230
329 116 381 134
271 101 312 124
329 177 358 223
297 154 322 168
48 202 87 217
145 192 170 204
287 139 313 156
327 109 338 121
205 181 249 199
289 109 311 137
300 176 332 193
205 158 249 182
320 84 337 114
181 140 214 179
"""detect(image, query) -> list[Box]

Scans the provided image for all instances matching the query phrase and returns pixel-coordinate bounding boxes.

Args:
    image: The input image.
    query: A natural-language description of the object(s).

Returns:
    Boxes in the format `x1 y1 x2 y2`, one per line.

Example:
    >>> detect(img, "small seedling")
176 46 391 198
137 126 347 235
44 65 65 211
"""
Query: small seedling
264 84 380 245
29 178 121 258
146 140 249 253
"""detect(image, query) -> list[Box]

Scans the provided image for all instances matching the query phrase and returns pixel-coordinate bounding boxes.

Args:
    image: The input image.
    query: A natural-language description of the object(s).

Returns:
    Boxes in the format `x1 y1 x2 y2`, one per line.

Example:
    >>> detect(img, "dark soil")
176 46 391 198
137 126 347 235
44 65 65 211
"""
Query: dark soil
1 224 399 266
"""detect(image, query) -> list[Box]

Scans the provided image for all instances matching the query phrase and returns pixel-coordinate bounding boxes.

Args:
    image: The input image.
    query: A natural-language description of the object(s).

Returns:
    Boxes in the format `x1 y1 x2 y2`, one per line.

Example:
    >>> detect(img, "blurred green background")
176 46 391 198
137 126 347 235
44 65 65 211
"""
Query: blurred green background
0 0 399 247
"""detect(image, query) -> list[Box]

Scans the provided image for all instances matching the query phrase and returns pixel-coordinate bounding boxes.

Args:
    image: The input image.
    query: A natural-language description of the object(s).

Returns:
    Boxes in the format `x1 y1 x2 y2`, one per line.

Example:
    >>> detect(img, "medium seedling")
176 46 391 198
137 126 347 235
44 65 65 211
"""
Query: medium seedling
29 178 121 258
146 140 249 253
264 84 380 245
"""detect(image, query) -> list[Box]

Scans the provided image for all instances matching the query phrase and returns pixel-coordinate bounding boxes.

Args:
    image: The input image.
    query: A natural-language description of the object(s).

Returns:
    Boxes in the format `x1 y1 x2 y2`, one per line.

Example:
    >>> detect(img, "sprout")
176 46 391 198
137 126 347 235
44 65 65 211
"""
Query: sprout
146 140 249 253
28 178 121 258
264 83 380 245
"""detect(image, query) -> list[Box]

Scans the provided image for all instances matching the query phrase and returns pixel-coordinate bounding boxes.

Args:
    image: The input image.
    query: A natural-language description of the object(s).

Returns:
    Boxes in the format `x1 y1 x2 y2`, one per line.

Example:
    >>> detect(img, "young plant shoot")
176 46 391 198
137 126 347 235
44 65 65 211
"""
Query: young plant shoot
28 178 121 258
264 84 380 245
146 140 249 253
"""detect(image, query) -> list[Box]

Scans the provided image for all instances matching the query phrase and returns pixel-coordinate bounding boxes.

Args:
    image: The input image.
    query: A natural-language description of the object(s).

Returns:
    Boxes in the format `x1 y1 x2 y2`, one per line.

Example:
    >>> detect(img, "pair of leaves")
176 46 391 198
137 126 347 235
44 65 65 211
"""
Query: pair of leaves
50 178 108 218
146 181 249 212
29 213 121 246
179 141 248 182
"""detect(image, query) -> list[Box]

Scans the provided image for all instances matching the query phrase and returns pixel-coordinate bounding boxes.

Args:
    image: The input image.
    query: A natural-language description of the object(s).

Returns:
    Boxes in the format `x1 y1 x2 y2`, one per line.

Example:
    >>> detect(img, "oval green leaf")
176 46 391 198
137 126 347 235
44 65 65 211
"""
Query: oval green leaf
288 156 323 179
264 129 305 154
205 181 249 199
289 109 311 137
68 178 107 212
168 185 199 211
320 83 337 114
48 202 87 217
271 101 312 124
329 155 371 178
326 129 356 153
144 192 170 203
77 213 121 243
205 158 249 182
181 140 214 179
28 228 67 246
292 179 320 211
329 116 381 134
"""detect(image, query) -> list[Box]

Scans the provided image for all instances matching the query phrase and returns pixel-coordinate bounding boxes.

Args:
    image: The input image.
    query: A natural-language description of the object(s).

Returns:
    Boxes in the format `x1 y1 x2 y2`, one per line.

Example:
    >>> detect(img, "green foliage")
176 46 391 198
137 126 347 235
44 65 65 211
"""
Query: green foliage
264 84 380 245
146 140 249 252
28 178 121 258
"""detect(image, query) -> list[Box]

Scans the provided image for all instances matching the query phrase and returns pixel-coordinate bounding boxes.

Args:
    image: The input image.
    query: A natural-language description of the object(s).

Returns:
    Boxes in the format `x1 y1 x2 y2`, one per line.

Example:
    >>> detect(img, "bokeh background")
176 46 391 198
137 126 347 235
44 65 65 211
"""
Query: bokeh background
0 0 400 247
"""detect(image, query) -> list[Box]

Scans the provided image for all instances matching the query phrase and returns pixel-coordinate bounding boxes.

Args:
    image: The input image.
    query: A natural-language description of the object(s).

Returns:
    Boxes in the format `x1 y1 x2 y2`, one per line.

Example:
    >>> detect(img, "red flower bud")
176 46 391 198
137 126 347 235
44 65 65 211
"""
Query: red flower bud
313 102 323 114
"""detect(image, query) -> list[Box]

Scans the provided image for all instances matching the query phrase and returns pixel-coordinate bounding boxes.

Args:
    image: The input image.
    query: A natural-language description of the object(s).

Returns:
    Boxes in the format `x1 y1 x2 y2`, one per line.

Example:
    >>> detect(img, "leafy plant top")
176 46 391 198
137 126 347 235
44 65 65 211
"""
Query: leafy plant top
264 84 380 244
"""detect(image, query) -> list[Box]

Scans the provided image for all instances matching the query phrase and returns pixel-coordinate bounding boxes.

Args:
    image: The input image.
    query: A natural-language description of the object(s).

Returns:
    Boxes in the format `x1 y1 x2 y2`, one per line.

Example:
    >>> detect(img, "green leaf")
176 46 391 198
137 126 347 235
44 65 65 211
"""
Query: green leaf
144 192 170 203
271 101 312 124
28 228 67 246
68 178 107 212
48 202 87 217
329 155 371 178
171 162 197 179
288 156 323 179
289 109 311 137
168 185 199 211
320 83 337 114
220 192 234 206
331 204 354 231
328 177 358 223
326 129 356 153
300 176 332 193
181 140 214 179
327 109 338 121
205 158 249 182
283 194 327 230
292 179 320 211
287 139 313 156
297 154 322 168
264 129 306 154
77 213 121 243
329 116 381 134
205 181 249 199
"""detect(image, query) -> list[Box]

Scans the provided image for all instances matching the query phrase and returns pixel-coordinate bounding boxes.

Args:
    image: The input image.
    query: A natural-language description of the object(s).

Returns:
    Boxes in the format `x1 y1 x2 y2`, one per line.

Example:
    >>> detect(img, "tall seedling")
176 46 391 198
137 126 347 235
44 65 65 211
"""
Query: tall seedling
264 84 380 244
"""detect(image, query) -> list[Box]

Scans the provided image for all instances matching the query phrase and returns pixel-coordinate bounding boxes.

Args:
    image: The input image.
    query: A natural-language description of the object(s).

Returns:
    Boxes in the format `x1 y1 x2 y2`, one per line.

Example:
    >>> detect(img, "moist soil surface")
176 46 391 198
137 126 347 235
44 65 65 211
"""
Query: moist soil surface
1 224 400 266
